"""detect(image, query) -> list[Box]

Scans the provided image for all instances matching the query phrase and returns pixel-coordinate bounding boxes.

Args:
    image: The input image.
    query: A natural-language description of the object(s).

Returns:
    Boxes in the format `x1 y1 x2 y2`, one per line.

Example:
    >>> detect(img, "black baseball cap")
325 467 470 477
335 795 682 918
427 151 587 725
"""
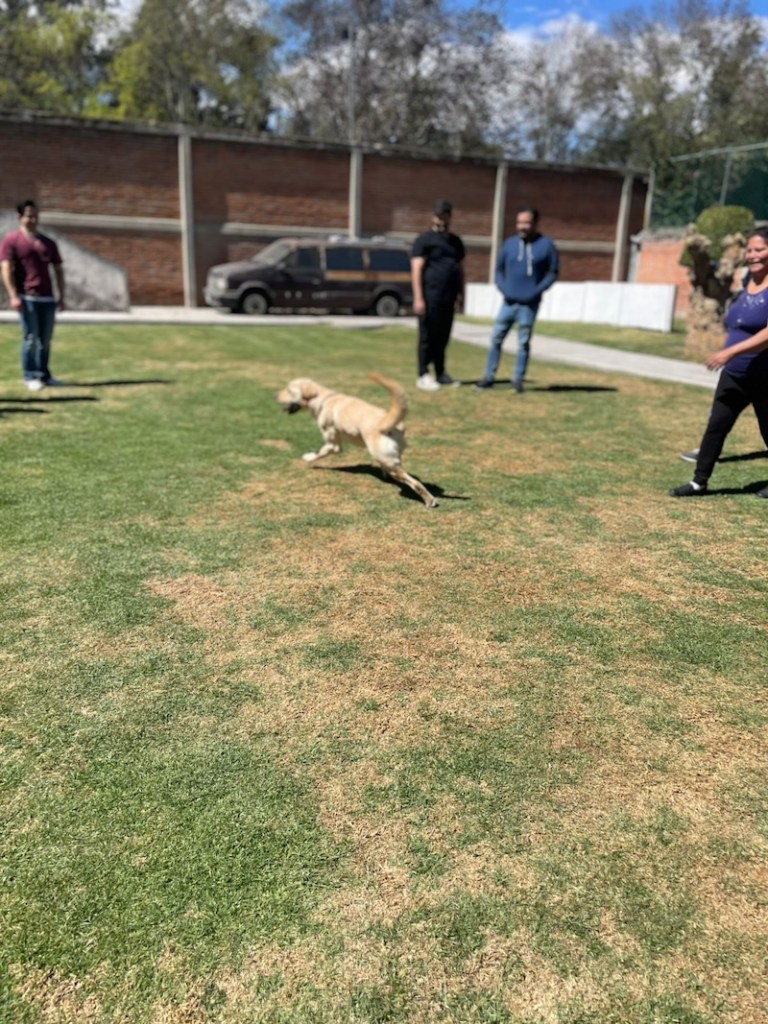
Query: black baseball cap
433 200 453 216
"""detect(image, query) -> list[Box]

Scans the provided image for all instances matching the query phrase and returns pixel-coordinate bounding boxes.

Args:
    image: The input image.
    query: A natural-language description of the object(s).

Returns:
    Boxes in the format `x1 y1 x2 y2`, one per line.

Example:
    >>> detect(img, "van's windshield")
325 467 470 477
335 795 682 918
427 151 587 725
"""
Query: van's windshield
251 241 293 265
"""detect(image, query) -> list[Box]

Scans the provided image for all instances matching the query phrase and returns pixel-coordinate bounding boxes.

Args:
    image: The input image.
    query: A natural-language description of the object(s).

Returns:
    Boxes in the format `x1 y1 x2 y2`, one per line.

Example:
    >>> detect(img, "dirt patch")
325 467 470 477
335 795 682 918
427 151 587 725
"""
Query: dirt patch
10 965 105 1024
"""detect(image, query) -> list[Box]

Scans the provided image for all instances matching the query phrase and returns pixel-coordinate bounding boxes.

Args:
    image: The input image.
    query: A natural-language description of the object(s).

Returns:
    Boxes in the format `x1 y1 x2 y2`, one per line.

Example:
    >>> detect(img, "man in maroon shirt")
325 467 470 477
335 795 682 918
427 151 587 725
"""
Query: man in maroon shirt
1 199 66 391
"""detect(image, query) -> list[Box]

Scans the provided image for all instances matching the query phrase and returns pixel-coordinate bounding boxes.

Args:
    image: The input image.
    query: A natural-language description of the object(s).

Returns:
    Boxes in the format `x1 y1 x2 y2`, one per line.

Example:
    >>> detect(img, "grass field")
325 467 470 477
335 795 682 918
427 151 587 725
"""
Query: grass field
1 320 766 1024
533 321 690 362
457 318 690 363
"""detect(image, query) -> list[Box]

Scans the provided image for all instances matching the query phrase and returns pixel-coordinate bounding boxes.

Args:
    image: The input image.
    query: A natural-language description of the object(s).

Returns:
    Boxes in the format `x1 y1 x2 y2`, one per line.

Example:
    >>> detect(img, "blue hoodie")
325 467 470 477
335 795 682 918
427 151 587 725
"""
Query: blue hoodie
495 233 559 308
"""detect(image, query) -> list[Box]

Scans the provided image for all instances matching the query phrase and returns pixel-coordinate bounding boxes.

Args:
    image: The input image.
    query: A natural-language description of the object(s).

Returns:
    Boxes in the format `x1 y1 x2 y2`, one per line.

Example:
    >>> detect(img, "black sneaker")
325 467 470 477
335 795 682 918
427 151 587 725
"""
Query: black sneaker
475 379 494 390
679 448 700 463
669 482 707 497
512 379 524 394
757 486 768 499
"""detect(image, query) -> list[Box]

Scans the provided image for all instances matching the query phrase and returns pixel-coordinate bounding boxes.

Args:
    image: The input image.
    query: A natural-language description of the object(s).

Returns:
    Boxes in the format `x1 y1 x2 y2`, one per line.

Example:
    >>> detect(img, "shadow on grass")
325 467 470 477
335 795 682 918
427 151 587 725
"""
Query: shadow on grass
58 379 174 388
313 463 470 503
0 405 50 417
718 449 768 464
700 480 768 497
533 383 618 393
460 379 618 394
0 395 99 405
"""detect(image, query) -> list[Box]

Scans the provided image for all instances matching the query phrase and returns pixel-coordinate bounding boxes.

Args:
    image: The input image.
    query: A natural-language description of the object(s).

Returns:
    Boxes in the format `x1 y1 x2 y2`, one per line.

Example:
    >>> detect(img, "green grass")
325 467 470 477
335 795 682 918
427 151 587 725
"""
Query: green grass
1 321 766 1023
461 316 690 361
535 318 690 360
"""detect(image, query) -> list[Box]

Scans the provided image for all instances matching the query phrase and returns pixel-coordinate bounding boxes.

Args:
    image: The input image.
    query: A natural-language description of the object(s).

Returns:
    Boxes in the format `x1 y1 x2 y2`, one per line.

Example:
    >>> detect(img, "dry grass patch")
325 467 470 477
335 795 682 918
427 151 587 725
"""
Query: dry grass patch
11 965 106 1024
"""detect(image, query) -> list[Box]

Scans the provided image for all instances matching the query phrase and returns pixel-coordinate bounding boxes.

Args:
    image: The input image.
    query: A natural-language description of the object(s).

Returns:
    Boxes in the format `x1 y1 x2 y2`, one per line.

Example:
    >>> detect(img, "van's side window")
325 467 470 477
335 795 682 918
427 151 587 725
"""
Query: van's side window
326 247 365 271
287 247 320 269
369 249 410 272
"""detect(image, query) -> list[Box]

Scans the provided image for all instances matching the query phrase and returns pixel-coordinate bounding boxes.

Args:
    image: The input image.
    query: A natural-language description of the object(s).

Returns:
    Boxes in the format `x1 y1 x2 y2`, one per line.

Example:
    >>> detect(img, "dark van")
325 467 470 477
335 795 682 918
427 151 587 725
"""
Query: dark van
204 236 413 316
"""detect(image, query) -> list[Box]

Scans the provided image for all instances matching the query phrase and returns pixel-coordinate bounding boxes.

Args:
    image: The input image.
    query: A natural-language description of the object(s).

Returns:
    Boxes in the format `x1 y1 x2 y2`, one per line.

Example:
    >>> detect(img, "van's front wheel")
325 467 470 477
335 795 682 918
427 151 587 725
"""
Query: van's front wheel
373 293 401 318
240 290 270 315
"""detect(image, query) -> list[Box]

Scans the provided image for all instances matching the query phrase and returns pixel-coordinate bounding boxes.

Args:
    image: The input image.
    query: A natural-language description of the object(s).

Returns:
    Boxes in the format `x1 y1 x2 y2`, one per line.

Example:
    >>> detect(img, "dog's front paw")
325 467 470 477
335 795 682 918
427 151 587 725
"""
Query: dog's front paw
302 452 318 463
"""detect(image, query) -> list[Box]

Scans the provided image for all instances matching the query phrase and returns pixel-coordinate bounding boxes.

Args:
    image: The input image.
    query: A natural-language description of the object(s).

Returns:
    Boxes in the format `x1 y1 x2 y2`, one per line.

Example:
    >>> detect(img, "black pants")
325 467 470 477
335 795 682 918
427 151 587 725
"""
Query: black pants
694 369 768 485
418 301 455 377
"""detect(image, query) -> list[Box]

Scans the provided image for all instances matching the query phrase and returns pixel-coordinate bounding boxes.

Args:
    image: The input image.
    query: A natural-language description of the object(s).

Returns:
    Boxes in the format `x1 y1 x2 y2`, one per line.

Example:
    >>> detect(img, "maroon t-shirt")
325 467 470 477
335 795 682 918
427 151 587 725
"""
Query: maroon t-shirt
0 229 62 298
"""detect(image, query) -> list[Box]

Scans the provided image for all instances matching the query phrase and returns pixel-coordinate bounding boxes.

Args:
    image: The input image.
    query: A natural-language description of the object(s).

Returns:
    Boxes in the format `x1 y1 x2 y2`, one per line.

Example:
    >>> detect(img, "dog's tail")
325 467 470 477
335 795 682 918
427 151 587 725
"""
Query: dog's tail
369 373 407 433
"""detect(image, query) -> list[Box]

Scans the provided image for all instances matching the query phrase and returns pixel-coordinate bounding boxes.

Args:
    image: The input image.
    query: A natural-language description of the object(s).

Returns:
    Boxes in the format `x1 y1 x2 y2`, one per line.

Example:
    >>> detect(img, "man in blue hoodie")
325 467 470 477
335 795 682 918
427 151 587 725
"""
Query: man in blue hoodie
476 207 559 393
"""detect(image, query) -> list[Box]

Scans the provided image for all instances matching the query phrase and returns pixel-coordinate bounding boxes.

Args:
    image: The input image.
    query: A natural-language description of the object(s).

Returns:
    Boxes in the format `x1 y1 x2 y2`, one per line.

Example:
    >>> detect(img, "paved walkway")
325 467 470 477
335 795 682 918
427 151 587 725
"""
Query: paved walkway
0 307 716 391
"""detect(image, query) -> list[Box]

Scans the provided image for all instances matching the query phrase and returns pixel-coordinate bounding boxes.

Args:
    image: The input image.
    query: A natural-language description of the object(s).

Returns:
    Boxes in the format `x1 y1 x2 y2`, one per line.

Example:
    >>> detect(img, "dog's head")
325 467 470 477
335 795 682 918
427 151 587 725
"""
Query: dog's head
276 378 326 414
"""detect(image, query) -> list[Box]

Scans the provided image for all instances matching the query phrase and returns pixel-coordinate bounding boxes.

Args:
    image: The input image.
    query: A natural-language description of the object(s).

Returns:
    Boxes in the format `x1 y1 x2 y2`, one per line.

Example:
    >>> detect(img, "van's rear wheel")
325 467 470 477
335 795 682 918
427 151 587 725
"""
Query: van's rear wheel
373 293 401 318
240 290 270 315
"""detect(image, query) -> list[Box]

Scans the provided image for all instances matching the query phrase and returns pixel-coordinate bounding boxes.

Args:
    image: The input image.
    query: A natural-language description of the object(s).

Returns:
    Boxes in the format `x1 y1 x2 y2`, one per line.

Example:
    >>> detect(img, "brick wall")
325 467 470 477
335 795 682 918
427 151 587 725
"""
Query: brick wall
362 154 498 237
634 233 691 316
193 138 351 227
0 114 648 306
0 121 178 218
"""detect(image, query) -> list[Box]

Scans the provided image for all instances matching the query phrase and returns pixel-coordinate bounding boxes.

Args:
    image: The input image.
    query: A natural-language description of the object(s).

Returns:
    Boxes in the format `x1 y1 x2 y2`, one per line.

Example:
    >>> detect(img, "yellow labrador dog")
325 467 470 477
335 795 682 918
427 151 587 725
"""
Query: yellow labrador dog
276 373 438 507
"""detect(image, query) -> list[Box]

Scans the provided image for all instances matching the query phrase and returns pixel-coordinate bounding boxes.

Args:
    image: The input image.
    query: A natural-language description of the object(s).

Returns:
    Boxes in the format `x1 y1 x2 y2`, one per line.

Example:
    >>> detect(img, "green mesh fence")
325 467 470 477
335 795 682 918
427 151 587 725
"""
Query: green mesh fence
651 145 768 228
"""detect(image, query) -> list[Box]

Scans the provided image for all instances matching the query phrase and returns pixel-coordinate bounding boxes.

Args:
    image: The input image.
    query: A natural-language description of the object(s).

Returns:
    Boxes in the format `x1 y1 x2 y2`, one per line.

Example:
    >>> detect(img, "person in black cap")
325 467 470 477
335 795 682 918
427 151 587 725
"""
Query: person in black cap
410 200 465 390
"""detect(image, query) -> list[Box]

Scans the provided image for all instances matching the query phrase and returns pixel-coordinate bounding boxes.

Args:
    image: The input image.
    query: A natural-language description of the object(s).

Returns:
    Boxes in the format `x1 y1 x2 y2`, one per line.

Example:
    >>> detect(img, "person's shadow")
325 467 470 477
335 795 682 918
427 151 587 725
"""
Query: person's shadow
462 378 617 394
702 479 768 497
57 378 174 388
0 395 99 416
718 449 768 464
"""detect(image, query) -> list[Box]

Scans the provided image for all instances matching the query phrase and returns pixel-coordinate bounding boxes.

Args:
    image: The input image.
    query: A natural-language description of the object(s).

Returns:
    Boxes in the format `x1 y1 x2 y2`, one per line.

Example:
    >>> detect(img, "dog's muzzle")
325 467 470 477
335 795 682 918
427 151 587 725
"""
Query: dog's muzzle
282 402 302 414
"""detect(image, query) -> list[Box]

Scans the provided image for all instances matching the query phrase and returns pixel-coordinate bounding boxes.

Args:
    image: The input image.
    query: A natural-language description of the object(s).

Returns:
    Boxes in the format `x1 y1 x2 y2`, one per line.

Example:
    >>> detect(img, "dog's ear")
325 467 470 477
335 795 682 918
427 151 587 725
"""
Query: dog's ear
296 379 321 403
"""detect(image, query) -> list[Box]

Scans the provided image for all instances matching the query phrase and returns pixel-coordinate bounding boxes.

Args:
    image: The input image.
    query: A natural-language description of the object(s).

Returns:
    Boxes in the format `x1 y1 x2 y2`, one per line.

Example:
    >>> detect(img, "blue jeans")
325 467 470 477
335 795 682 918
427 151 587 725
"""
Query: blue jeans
19 297 57 382
482 301 537 384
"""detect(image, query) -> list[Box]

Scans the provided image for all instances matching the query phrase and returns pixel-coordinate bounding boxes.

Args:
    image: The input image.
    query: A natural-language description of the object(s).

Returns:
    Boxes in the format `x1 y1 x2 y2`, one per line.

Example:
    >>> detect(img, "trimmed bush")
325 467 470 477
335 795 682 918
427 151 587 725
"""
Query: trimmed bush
680 205 755 266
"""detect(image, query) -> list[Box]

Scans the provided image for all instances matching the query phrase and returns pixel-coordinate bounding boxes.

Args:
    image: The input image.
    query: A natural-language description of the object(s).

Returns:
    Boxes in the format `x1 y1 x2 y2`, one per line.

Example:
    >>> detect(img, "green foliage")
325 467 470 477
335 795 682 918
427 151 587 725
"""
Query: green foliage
695 204 755 252
0 0 279 130
0 0 111 115
98 0 278 129
679 204 755 267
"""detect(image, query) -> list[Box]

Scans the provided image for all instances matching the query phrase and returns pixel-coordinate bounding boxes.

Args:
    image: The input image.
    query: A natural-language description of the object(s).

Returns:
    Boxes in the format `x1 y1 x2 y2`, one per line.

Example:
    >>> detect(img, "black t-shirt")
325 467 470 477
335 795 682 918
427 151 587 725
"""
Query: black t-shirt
411 230 465 303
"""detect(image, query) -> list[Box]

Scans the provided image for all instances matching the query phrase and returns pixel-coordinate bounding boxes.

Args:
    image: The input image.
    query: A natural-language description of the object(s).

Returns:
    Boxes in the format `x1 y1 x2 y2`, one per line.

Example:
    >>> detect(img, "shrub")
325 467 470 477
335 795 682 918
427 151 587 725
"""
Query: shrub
679 205 755 267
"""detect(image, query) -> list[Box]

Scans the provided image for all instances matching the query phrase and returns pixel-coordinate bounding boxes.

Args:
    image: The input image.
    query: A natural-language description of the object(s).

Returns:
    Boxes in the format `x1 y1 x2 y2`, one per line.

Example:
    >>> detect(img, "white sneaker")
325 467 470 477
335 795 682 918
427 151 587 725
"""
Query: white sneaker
24 379 44 392
417 373 441 392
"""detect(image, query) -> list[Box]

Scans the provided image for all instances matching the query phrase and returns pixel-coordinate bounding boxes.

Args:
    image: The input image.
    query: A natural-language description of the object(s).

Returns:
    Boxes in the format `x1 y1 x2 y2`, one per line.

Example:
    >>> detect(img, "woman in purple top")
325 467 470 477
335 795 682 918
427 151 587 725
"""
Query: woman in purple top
670 229 768 498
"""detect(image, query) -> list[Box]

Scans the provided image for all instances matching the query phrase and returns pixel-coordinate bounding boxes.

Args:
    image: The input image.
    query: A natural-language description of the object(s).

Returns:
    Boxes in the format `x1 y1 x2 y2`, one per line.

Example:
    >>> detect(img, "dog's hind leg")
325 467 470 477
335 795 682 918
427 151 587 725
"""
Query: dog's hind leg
385 465 439 507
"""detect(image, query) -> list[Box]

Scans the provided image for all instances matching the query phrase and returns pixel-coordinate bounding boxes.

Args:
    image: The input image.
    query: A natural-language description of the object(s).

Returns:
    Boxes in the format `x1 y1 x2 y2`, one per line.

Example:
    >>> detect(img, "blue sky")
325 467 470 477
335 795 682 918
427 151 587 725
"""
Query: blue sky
499 0 768 29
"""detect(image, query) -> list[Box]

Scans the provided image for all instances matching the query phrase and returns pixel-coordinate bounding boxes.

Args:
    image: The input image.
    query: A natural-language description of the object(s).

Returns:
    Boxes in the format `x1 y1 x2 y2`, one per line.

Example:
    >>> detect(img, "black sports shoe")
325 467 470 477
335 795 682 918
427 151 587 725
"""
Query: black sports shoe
757 485 768 499
679 448 700 463
512 379 524 394
475 379 494 390
669 482 707 497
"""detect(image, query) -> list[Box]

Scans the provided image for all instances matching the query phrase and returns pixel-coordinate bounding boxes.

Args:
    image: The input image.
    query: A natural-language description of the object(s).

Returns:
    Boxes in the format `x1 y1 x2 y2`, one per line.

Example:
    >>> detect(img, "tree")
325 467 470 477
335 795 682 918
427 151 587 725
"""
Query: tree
581 0 768 168
0 0 112 115
274 0 506 154
98 0 278 130
486 17 617 163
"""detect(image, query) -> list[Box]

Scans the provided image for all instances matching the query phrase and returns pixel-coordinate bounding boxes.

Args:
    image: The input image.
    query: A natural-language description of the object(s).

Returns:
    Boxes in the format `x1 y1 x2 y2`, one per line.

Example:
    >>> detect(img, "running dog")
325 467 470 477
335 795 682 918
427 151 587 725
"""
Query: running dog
276 373 438 507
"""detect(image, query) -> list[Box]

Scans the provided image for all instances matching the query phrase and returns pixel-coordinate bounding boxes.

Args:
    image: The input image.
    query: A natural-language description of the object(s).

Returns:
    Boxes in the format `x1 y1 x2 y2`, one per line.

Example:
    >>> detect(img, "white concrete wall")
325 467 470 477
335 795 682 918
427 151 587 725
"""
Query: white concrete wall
465 281 677 333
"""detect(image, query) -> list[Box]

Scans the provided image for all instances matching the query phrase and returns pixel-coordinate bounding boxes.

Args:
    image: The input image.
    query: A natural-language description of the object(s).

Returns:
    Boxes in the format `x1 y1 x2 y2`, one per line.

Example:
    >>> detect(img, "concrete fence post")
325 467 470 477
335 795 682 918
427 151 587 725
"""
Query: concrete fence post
178 128 197 307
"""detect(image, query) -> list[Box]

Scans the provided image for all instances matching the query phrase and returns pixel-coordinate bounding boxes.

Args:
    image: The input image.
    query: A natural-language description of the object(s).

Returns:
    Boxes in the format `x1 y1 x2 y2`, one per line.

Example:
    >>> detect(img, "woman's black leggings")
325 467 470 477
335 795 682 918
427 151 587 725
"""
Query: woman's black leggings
694 369 768 485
